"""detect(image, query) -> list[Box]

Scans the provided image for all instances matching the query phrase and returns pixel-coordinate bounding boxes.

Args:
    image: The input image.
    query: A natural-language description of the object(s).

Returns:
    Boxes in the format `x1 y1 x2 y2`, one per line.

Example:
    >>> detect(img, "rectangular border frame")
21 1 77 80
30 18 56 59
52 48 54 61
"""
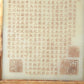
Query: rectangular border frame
0 0 84 83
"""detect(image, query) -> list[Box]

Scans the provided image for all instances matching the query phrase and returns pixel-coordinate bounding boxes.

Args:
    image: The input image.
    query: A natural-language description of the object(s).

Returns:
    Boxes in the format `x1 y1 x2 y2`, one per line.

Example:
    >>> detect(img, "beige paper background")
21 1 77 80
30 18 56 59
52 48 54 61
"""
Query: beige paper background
2 0 84 80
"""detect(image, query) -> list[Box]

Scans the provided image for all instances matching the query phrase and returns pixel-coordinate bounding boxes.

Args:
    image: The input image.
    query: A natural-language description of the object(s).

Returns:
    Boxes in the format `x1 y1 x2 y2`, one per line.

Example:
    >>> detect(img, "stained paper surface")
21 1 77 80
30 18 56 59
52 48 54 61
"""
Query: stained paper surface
2 0 84 80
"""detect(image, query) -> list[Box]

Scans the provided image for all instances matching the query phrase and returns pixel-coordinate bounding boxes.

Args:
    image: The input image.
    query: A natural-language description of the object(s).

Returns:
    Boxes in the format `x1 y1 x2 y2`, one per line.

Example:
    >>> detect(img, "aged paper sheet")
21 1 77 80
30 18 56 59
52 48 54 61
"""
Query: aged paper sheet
2 0 84 80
